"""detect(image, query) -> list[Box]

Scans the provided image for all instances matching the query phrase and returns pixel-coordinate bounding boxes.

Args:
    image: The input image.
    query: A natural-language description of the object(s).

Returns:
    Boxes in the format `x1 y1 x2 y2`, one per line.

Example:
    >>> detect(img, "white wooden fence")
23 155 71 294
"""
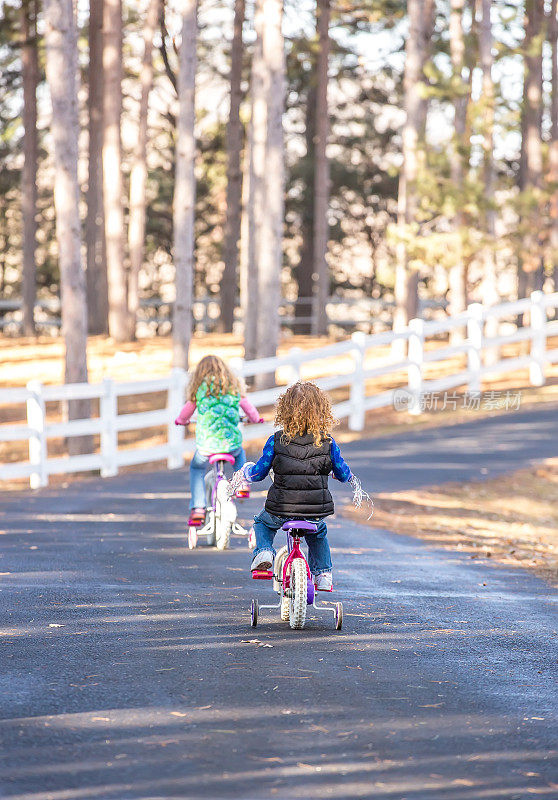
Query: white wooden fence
1 290 557 489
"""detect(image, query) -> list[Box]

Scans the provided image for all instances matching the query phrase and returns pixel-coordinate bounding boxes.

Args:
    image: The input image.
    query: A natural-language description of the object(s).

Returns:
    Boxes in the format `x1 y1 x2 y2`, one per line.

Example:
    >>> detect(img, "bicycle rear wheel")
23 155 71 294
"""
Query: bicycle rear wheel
289 559 307 630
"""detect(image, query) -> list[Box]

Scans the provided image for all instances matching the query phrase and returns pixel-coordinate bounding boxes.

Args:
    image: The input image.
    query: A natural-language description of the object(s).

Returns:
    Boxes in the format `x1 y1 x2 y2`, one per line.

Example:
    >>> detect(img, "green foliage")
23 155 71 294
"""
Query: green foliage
2 0 556 316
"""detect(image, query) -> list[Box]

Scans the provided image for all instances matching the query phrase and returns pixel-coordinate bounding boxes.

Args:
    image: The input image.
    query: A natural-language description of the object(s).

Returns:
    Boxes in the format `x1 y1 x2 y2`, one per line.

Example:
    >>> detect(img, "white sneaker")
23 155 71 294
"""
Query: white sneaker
251 550 274 571
315 572 333 591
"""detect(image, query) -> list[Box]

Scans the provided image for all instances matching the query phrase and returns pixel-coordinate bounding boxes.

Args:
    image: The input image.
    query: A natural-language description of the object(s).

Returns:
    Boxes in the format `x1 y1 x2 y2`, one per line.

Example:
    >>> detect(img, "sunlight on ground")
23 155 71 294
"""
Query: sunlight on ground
345 458 558 586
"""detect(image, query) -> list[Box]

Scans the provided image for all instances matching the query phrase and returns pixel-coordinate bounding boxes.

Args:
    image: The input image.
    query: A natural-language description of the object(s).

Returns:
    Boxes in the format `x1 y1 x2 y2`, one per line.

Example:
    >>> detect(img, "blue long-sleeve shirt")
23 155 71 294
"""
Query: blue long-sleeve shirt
245 435 352 483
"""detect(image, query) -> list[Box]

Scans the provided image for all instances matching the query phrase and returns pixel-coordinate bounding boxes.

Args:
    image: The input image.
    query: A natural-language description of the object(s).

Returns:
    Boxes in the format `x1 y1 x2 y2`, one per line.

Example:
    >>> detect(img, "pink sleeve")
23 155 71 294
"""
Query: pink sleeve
175 400 196 425
240 396 261 423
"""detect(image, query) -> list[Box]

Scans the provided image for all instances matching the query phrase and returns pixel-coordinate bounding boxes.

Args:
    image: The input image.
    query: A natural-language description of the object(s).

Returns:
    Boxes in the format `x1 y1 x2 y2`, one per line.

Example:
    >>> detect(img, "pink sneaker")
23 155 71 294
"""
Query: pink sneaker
188 507 205 527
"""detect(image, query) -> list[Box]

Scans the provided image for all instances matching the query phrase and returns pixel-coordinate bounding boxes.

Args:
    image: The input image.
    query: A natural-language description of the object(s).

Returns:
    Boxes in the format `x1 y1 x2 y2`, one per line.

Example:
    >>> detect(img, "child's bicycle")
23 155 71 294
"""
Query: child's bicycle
188 453 248 550
250 520 343 631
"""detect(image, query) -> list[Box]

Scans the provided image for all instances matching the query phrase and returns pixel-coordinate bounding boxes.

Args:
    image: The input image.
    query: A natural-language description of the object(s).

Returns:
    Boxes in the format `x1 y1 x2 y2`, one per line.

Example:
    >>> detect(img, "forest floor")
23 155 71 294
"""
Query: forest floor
344 457 558 588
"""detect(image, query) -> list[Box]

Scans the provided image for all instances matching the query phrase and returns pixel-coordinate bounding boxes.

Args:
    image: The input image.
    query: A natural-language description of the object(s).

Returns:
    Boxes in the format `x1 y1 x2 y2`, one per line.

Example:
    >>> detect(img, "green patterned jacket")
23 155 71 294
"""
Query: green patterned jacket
195 381 242 456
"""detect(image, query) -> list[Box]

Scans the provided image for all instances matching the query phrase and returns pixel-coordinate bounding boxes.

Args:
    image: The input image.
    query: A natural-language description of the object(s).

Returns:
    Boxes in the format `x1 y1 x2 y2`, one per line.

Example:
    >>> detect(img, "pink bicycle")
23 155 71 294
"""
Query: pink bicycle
250 520 343 630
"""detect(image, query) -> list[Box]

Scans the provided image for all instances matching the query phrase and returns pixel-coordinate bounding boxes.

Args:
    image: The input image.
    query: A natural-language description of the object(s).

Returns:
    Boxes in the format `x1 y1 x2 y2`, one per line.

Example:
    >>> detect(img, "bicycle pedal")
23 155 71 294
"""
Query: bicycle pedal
252 570 273 580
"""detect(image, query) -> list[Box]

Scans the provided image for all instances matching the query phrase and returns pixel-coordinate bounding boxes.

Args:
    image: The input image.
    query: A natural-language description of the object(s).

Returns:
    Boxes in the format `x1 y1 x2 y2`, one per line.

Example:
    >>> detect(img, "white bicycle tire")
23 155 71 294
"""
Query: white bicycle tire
204 472 216 546
273 546 288 593
289 559 307 630
215 478 232 550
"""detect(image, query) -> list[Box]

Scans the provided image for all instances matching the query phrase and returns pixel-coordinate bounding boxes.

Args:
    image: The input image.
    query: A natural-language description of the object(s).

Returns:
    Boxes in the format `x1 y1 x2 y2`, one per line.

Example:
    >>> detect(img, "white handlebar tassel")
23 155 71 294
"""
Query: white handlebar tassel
349 474 374 520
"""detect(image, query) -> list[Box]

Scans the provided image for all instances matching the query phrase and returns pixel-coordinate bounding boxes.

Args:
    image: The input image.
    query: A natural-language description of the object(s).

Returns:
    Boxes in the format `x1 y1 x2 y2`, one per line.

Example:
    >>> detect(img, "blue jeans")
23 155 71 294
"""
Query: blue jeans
253 509 332 576
189 447 245 509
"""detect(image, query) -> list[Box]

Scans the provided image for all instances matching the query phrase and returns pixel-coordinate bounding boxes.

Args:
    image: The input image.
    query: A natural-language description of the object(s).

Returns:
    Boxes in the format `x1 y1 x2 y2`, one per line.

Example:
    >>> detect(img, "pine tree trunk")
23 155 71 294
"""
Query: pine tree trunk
448 0 469 329
239 109 257 358
521 0 544 294
294 82 316 335
243 0 266 362
103 0 129 341
311 0 330 337
127 0 160 337
255 0 285 378
44 0 90 454
86 0 108 336
479 0 499 361
417 0 435 138
394 0 423 332
172 0 198 370
550 0 558 301
517 78 529 317
220 0 246 333
21 0 39 337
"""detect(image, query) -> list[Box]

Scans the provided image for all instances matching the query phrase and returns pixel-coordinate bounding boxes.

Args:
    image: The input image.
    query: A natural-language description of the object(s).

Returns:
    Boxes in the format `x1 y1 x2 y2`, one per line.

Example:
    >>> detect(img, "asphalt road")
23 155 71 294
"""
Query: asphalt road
340 405 558 492
1 407 557 800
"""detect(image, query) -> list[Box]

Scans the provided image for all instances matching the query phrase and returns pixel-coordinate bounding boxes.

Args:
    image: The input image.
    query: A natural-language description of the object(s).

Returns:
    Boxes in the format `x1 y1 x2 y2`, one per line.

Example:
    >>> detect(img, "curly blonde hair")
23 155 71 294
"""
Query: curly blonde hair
275 381 337 447
188 355 243 401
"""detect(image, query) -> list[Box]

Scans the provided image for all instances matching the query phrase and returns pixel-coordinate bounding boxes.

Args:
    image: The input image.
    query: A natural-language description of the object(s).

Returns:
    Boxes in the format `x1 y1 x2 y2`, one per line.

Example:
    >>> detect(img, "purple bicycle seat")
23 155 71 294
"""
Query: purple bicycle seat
281 520 318 533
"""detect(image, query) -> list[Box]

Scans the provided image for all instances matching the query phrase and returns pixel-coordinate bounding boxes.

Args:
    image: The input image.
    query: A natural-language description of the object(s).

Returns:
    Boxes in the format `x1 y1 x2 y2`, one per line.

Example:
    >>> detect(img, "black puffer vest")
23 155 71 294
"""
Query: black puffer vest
265 431 334 520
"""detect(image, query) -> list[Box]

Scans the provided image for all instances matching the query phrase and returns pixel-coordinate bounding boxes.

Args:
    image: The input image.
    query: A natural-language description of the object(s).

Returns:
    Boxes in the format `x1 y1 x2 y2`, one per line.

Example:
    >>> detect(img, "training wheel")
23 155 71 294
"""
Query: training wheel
188 527 198 550
335 602 343 630
250 598 259 627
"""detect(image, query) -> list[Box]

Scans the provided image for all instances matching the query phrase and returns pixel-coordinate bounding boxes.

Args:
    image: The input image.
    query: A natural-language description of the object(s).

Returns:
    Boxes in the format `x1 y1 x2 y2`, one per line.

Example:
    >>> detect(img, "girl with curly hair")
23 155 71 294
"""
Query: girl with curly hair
235 381 353 591
175 355 263 526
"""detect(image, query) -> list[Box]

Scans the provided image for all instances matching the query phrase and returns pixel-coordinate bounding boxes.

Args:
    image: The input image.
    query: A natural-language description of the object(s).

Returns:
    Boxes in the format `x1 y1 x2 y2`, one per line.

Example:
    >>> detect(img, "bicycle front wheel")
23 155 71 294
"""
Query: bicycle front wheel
274 547 290 620
289 559 307 630
215 477 232 550
204 472 216 546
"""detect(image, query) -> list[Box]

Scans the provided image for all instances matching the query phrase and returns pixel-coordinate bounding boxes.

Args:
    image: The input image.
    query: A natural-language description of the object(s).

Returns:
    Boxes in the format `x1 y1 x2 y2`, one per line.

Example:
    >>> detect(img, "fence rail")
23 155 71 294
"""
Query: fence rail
0 295 447 336
1 290 558 489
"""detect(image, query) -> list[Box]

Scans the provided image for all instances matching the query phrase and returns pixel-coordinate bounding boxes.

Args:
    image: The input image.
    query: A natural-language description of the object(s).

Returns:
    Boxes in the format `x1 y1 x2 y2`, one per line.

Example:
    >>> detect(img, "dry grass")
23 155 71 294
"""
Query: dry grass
343 459 558 587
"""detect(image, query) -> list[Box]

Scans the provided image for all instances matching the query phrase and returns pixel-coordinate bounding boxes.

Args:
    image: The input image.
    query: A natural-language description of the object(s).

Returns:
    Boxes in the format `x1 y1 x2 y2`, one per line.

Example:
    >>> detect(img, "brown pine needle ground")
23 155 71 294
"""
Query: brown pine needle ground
343 458 558 587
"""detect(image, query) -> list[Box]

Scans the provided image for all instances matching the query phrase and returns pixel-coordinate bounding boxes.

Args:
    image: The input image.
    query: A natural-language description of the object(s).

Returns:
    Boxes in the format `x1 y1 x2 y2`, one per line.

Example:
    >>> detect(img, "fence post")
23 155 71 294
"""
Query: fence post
287 346 303 385
349 331 366 431
529 289 547 386
100 378 118 477
229 356 244 378
167 367 187 469
466 302 484 394
26 380 47 489
407 318 424 415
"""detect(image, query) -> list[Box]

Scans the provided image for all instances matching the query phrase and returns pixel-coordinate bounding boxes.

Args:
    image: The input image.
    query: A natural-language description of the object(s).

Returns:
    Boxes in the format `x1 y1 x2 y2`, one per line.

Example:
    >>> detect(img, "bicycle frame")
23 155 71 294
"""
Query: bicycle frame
210 459 226 507
206 457 247 538
282 534 313 591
